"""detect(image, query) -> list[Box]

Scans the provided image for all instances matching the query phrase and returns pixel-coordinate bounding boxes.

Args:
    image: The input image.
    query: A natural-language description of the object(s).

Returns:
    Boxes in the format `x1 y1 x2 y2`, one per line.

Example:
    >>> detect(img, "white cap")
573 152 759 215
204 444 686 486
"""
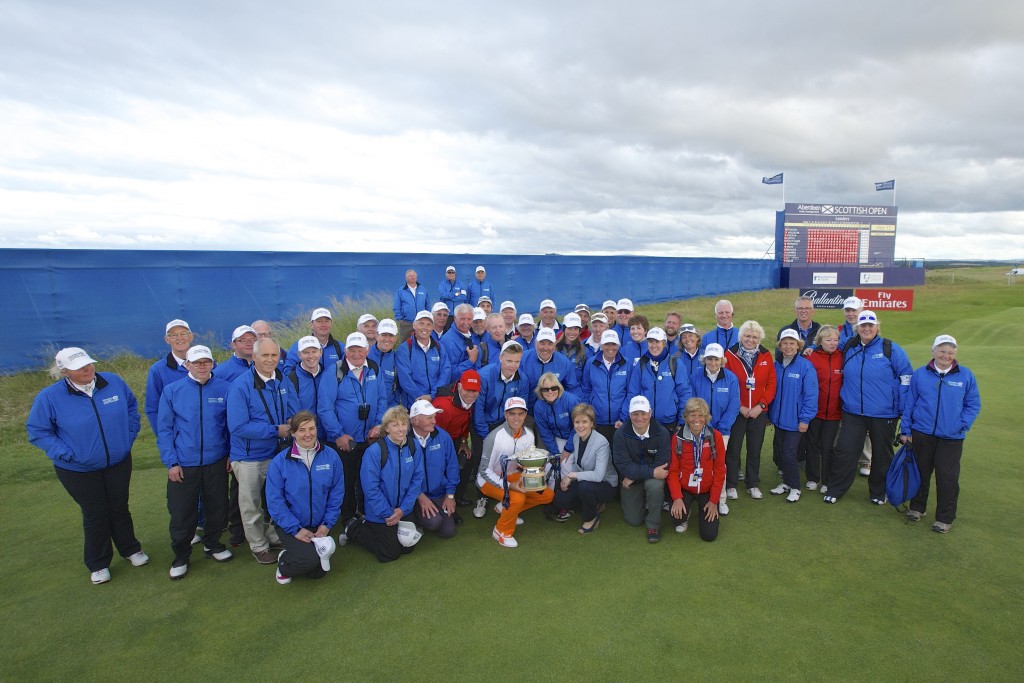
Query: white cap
679 324 698 335
602 300 617 310
600 330 621 346
446 265 456 273
517 313 535 327
345 332 369 348
475 265 486 273
704 343 725 358
499 300 516 311
536 328 557 343
310 307 333 321
539 299 556 310
431 302 449 314
357 313 378 326
501 340 524 354
933 334 957 349
185 345 213 363
297 336 320 352
858 310 879 326
311 536 336 571
410 399 444 418
414 310 433 322
628 395 651 413
378 319 398 336
478 295 492 305
473 307 486 321
779 329 800 342
616 298 634 311
563 313 582 328
55 347 96 372
232 325 257 341
165 319 190 333
504 396 528 412
590 313 608 324
646 327 667 341
574 303 590 313
843 296 863 310
396 521 422 548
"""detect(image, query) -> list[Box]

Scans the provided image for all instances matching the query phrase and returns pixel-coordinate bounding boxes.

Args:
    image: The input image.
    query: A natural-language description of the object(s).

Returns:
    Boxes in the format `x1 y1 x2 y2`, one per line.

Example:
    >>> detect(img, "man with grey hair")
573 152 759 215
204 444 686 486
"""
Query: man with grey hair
701 300 738 352
252 319 288 372
777 295 821 347
440 303 480 383
394 269 430 342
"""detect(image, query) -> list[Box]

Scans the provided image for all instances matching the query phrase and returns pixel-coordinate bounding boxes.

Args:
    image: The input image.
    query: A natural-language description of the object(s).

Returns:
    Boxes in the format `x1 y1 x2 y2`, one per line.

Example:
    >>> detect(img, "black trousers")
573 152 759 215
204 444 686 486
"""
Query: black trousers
909 430 963 524
725 411 768 488
806 418 840 485
167 459 229 563
594 424 618 447
830 412 897 500
456 434 480 502
274 524 328 579
228 471 243 533
349 517 415 563
680 490 720 542
552 480 617 522
54 456 142 572
340 442 369 521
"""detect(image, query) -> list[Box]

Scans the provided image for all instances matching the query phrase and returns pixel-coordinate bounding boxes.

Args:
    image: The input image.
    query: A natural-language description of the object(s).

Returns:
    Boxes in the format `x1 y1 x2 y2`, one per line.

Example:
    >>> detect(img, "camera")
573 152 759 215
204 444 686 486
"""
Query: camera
358 403 371 421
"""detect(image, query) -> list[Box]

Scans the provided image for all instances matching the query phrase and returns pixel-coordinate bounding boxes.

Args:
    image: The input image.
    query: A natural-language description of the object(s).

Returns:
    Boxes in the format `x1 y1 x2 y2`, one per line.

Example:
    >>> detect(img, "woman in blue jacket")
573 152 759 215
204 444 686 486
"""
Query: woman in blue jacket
768 330 818 502
344 405 425 562
900 335 981 533
533 373 581 463
266 411 345 584
26 348 149 585
580 330 630 445
625 328 691 431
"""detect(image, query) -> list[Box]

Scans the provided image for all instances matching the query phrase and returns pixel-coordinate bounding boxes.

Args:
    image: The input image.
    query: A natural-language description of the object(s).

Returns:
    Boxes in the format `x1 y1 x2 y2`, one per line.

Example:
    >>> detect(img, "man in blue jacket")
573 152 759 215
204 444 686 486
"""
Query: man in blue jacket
440 304 481 383
216 325 257 383
581 330 630 444
286 336 325 440
467 265 495 306
157 345 234 579
395 311 451 407
409 400 460 538
701 299 739 352
613 396 671 543
394 269 430 343
520 328 578 410
626 328 692 431
144 319 194 428
826 311 914 505
227 338 299 564
438 265 468 313
283 308 343 376
369 318 401 409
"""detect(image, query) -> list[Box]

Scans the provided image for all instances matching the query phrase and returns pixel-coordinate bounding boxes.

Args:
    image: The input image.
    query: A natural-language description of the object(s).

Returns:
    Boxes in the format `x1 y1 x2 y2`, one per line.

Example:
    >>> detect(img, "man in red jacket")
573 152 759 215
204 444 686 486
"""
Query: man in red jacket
432 370 482 511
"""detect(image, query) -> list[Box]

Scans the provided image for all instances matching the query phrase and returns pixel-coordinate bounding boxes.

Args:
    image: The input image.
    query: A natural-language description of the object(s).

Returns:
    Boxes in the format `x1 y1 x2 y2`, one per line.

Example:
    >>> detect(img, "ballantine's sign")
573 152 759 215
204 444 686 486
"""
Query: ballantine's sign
800 289 853 309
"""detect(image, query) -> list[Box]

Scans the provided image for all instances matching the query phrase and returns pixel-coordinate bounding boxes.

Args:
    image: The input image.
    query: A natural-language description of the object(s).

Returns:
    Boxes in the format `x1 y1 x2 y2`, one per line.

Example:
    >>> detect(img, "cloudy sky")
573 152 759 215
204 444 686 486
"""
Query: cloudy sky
2 1 1022 259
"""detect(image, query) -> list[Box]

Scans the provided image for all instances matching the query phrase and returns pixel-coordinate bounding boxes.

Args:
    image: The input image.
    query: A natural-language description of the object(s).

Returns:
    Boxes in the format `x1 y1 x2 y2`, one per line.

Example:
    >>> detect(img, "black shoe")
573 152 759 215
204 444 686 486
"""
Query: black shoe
456 498 473 507
453 512 464 526
229 528 245 547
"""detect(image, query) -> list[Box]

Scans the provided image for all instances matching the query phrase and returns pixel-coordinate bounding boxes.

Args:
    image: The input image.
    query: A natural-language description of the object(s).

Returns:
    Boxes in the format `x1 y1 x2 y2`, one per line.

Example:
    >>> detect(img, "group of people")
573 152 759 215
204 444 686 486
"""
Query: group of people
26 273 982 587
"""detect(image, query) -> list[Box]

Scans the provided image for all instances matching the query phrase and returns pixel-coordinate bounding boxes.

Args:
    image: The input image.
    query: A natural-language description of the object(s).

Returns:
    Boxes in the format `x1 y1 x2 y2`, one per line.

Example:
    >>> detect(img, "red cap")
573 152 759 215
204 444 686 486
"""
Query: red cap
459 369 481 391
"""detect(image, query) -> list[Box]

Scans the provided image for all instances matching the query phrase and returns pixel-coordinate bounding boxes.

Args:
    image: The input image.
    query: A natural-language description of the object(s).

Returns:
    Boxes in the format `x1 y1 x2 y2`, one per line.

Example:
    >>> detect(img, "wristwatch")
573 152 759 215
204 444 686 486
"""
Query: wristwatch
445 494 455 500
758 402 767 409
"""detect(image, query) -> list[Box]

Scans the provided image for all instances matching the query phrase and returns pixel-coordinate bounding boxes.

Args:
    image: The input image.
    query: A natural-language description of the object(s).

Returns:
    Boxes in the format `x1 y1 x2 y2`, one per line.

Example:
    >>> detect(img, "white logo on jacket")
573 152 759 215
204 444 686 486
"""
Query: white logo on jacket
102 395 120 405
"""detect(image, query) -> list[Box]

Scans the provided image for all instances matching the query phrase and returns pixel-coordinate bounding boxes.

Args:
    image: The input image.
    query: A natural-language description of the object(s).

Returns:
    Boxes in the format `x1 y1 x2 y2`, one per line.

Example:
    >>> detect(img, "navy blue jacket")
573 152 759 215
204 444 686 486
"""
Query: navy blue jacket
27 373 141 473
612 420 671 481
266 442 345 535
156 375 231 468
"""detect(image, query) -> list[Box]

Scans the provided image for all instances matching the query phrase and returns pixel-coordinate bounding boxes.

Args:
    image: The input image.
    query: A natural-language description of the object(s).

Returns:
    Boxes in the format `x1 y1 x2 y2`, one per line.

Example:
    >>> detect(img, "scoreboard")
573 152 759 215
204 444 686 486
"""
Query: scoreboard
776 203 898 266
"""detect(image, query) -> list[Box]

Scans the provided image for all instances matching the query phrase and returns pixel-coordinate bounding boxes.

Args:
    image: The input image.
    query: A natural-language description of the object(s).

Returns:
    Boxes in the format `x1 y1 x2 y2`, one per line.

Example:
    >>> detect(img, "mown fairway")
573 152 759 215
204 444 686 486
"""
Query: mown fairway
2 267 1020 681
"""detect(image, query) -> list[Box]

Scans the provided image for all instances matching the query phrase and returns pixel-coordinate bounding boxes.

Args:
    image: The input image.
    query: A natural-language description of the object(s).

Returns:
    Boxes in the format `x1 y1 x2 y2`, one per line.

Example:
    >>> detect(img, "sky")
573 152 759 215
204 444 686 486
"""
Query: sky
1 1 1022 260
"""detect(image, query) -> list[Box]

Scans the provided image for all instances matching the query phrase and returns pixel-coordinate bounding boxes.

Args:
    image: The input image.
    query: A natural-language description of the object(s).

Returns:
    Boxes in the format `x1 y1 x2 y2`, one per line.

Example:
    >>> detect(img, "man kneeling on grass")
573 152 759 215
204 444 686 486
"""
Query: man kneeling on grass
409 400 460 539
612 395 671 543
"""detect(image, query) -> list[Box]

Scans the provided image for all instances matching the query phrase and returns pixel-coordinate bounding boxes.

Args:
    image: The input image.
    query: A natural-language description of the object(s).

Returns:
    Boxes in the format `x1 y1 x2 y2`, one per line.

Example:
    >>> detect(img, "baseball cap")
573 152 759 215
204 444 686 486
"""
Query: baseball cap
478 295 492 305
536 328 557 343
378 319 398 336
857 310 879 326
501 340 524 354
563 313 582 328
539 299 556 310
431 302 449 314
473 307 486 321
574 303 590 313
414 310 433 322
590 313 608 324
704 343 725 358
357 313 378 326
397 521 422 548
297 336 320 352
310 307 333 321
504 396 527 412
410 399 443 418
475 266 485 273
232 325 257 341
517 313 535 327
778 329 800 342
600 330 621 346
311 536 336 571
843 296 863 310
185 345 213 363
459 369 481 391
446 265 456 273
646 327 667 341
933 334 957 348
616 298 634 311
500 300 516 311
345 332 368 348
165 319 191 333
55 347 96 372
629 395 651 413
602 300 617 310
679 324 698 335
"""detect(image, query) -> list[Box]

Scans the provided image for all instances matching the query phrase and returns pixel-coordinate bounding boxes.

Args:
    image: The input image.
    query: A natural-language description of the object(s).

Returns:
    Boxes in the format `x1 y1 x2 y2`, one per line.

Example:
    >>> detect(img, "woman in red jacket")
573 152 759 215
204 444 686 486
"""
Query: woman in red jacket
668 398 726 541
806 325 843 495
723 320 776 501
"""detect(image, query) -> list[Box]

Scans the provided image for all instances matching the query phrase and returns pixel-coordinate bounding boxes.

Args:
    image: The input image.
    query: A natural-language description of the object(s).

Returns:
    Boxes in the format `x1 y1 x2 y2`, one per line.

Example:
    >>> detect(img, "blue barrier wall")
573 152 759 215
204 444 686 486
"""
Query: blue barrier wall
0 249 780 373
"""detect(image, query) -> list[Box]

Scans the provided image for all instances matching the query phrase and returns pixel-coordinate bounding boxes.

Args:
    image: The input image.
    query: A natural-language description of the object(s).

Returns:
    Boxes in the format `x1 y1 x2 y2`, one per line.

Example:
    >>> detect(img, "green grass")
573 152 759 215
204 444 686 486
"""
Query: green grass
2 268 1022 681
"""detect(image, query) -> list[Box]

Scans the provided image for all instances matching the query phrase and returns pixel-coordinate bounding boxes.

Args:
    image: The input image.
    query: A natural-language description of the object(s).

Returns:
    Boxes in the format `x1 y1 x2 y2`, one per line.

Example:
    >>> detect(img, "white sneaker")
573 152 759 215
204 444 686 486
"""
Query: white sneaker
718 500 730 516
770 484 790 495
787 489 801 503
805 481 818 491
191 533 202 545
726 488 739 500
276 550 291 584
820 485 829 494
90 568 111 585
516 516 524 526
128 550 150 567
675 521 688 534
169 561 189 580
748 487 763 499
494 502 504 514
204 547 233 562
473 498 488 519
492 527 518 548
859 466 870 476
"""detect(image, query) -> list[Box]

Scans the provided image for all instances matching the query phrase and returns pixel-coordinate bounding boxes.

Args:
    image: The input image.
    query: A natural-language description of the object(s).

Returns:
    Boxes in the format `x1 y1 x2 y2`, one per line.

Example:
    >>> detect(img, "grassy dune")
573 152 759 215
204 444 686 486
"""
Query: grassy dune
1 267 1021 681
